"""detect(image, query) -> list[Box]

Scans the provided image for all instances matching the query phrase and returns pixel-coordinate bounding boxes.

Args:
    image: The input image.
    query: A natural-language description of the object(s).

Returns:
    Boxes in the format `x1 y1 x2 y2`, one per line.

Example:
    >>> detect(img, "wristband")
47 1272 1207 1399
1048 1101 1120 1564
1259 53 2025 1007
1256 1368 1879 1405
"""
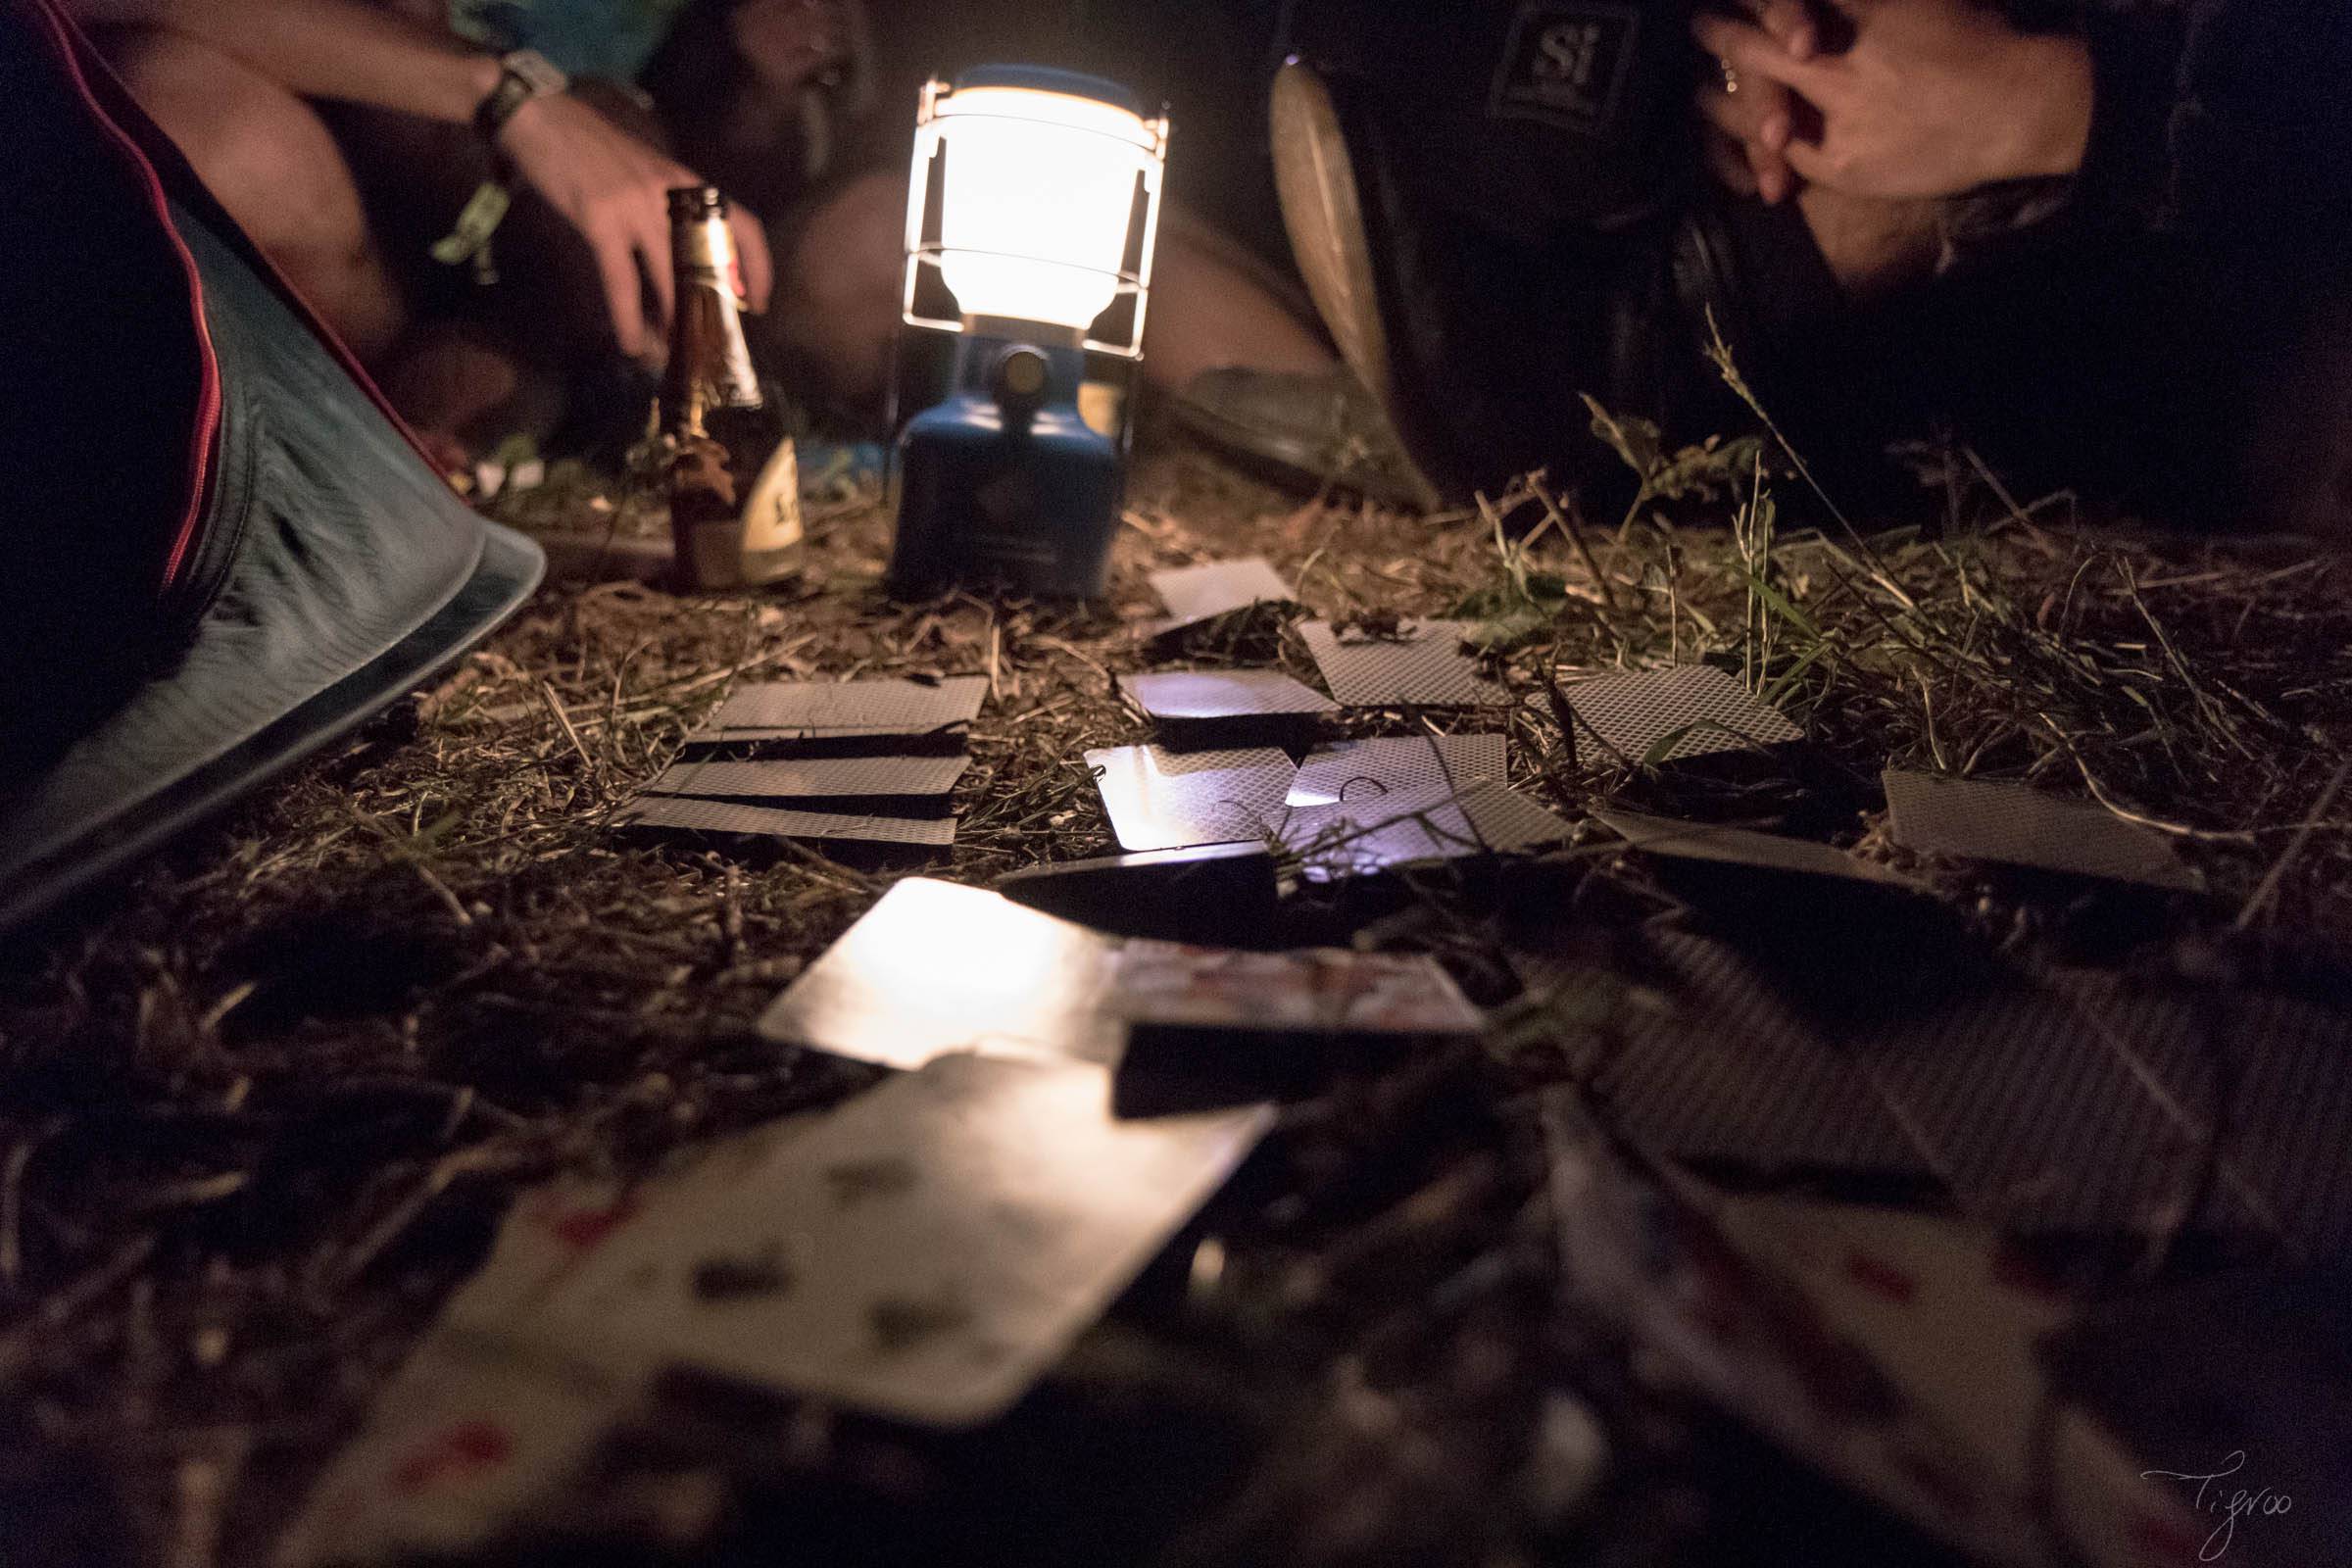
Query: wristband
473 47 568 144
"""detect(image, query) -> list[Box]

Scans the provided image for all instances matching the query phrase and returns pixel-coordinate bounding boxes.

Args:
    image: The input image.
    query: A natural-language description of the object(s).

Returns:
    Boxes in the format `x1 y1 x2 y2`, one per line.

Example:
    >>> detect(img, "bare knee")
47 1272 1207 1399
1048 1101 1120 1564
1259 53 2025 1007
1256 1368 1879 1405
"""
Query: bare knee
98 28 405 361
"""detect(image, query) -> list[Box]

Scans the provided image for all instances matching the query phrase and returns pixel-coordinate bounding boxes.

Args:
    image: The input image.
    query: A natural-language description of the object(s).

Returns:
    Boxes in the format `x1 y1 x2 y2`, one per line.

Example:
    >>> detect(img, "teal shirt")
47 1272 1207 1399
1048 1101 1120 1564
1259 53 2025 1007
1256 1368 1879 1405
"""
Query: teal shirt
448 0 690 82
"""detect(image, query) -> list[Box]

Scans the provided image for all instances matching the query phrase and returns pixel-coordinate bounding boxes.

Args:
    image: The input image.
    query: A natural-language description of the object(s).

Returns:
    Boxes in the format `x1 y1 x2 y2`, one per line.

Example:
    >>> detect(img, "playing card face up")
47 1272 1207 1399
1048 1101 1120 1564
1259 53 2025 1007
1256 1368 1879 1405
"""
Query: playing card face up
1883 768 2201 891
1148 558 1295 624
612 794 956 849
541 1053 1274 1428
757 879 1122 1069
1560 663 1801 765
1593 808 1921 888
1283 777 1573 880
642 754 969 803
1121 668 1338 724
703 676 988 738
276 1332 644 1568
1287 733 1507 808
1085 744 1296 853
1109 943 1483 1038
1297 619 1506 708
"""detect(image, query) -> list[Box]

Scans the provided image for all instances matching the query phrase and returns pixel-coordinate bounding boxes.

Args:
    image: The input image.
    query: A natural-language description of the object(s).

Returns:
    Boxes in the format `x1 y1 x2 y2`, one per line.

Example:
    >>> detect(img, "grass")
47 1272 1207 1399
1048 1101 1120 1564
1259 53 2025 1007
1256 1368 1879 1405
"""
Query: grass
1 404 2349 1565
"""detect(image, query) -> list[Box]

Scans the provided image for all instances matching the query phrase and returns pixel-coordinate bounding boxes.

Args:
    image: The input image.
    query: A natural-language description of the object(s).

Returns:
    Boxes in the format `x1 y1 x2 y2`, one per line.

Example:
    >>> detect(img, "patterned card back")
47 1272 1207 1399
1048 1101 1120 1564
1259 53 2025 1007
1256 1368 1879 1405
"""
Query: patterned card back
1561 664 1801 764
1288 733 1507 807
1085 745 1297 853
1298 619 1507 708
1884 769 2201 891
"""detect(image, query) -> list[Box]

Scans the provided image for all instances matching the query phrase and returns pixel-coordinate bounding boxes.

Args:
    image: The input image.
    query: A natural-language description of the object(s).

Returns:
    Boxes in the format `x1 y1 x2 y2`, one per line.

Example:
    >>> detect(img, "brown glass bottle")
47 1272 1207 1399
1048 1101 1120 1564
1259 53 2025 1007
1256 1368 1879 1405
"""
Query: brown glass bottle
662 185 800 589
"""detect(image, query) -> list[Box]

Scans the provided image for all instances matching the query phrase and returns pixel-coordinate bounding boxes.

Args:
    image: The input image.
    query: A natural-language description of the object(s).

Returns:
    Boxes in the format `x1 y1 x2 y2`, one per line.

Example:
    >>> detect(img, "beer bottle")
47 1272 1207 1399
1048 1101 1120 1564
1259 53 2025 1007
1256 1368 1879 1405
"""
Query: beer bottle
662 185 800 589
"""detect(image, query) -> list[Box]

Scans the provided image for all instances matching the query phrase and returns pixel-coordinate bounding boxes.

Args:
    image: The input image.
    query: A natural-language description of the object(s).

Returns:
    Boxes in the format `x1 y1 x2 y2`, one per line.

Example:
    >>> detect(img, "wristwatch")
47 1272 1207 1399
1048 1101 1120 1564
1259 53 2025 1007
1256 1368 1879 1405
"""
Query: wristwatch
473 47 568 142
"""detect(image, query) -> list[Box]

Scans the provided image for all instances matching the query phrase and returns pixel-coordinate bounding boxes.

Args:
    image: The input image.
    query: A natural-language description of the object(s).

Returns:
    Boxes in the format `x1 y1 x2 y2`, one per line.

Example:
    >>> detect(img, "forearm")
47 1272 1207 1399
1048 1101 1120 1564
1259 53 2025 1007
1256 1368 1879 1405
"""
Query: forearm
65 0 499 123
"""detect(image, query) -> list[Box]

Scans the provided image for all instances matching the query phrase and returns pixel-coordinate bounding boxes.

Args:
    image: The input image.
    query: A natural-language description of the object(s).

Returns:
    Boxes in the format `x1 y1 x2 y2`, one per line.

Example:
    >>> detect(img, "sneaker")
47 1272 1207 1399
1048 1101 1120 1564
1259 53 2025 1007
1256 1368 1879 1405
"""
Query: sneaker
1267 61 1446 510
1164 366 1436 511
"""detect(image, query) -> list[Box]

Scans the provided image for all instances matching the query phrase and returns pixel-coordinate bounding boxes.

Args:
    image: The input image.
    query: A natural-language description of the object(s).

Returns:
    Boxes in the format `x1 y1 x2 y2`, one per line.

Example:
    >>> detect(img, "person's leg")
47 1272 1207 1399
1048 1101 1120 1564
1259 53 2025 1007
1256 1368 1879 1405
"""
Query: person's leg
94 27 408 366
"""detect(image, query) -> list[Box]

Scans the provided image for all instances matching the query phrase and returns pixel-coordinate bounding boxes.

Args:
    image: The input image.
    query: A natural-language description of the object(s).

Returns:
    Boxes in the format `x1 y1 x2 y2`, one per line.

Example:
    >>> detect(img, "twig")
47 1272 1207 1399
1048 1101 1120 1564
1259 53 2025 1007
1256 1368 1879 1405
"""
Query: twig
2235 756 2352 931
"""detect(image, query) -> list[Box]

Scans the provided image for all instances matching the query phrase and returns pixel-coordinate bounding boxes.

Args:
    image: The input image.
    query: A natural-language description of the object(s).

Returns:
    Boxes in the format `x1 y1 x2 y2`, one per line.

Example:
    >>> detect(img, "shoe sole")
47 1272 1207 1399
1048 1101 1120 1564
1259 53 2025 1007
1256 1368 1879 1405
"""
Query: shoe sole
1269 61 1444 512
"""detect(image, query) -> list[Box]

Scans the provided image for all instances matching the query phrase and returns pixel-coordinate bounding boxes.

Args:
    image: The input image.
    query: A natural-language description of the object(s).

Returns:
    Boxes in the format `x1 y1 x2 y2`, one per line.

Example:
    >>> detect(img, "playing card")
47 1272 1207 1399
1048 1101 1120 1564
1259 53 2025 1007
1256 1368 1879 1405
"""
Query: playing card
641 754 969 803
1883 768 2202 891
275 1331 645 1568
1539 1094 2199 1568
996 843 1280 945
1559 663 1802 765
283 1126 831 1565
1108 943 1483 1037
757 878 1123 1069
1085 744 1296 853
1121 668 1338 725
541 1052 1274 1428
612 794 956 850
1282 777 1572 881
1297 618 1506 708
1148 557 1295 623
1287 733 1507 808
703 676 988 738
1593 808 1921 888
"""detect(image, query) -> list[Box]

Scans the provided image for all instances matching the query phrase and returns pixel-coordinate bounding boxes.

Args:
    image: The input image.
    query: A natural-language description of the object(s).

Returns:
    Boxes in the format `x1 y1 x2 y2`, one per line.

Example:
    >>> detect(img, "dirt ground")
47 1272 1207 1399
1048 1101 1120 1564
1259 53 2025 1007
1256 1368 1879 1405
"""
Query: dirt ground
3 419 2350 1567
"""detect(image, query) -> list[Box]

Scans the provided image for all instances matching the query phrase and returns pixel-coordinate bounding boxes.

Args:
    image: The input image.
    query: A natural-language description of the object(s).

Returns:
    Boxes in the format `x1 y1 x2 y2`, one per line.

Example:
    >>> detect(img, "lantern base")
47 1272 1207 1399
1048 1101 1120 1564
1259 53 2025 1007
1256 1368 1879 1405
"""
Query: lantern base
887 335 1125 600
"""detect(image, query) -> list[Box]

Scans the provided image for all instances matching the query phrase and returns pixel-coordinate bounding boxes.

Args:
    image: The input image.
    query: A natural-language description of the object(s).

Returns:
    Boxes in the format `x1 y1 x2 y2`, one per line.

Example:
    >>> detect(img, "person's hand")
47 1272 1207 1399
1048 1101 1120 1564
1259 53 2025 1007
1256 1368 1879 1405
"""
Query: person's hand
1695 0 1819 205
1692 0 2094 200
496 91 774 359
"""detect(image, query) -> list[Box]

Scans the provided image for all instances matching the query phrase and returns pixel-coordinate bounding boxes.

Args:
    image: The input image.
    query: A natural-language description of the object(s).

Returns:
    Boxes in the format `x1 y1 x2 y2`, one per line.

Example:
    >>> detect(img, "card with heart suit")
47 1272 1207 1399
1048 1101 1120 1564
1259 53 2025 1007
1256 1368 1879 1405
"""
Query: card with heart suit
1108 943 1484 1038
1297 619 1506 708
279 1120 826 1565
540 1053 1275 1429
757 878 1123 1069
1086 744 1297 852
1883 768 2201 891
1287 733 1506 808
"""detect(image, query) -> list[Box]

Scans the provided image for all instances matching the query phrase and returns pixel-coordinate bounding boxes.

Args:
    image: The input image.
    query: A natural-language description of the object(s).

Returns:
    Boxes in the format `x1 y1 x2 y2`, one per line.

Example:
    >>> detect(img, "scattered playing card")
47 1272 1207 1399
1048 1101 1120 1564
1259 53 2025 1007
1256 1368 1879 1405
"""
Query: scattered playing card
1593 808 1921 889
275 1330 645 1568
1120 668 1338 735
1148 558 1295 624
996 843 1280 945
1560 663 1801 766
1287 733 1507 808
1283 777 1572 880
701 676 988 740
1883 768 2202 891
1085 744 1296 853
541 1052 1274 1428
758 879 1122 1069
641 754 969 803
1297 618 1505 708
1108 943 1483 1038
612 794 956 850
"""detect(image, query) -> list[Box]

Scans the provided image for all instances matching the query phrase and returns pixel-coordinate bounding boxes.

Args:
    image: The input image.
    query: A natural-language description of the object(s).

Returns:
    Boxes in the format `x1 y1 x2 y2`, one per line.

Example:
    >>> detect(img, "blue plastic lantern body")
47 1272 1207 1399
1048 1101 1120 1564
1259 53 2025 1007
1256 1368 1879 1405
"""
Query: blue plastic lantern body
887 64 1164 601
891 336 1124 599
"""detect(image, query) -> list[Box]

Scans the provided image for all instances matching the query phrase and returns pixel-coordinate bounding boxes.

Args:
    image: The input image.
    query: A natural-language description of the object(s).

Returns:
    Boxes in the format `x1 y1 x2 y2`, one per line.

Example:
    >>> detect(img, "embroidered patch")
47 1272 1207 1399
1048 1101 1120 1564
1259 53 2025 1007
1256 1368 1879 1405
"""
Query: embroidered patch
1488 1 1642 135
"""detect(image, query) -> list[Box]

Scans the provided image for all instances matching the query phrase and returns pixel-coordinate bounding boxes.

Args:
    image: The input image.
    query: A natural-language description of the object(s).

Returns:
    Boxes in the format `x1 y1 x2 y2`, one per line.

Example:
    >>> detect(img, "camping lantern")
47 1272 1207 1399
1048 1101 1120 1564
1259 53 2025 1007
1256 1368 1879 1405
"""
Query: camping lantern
887 66 1168 599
